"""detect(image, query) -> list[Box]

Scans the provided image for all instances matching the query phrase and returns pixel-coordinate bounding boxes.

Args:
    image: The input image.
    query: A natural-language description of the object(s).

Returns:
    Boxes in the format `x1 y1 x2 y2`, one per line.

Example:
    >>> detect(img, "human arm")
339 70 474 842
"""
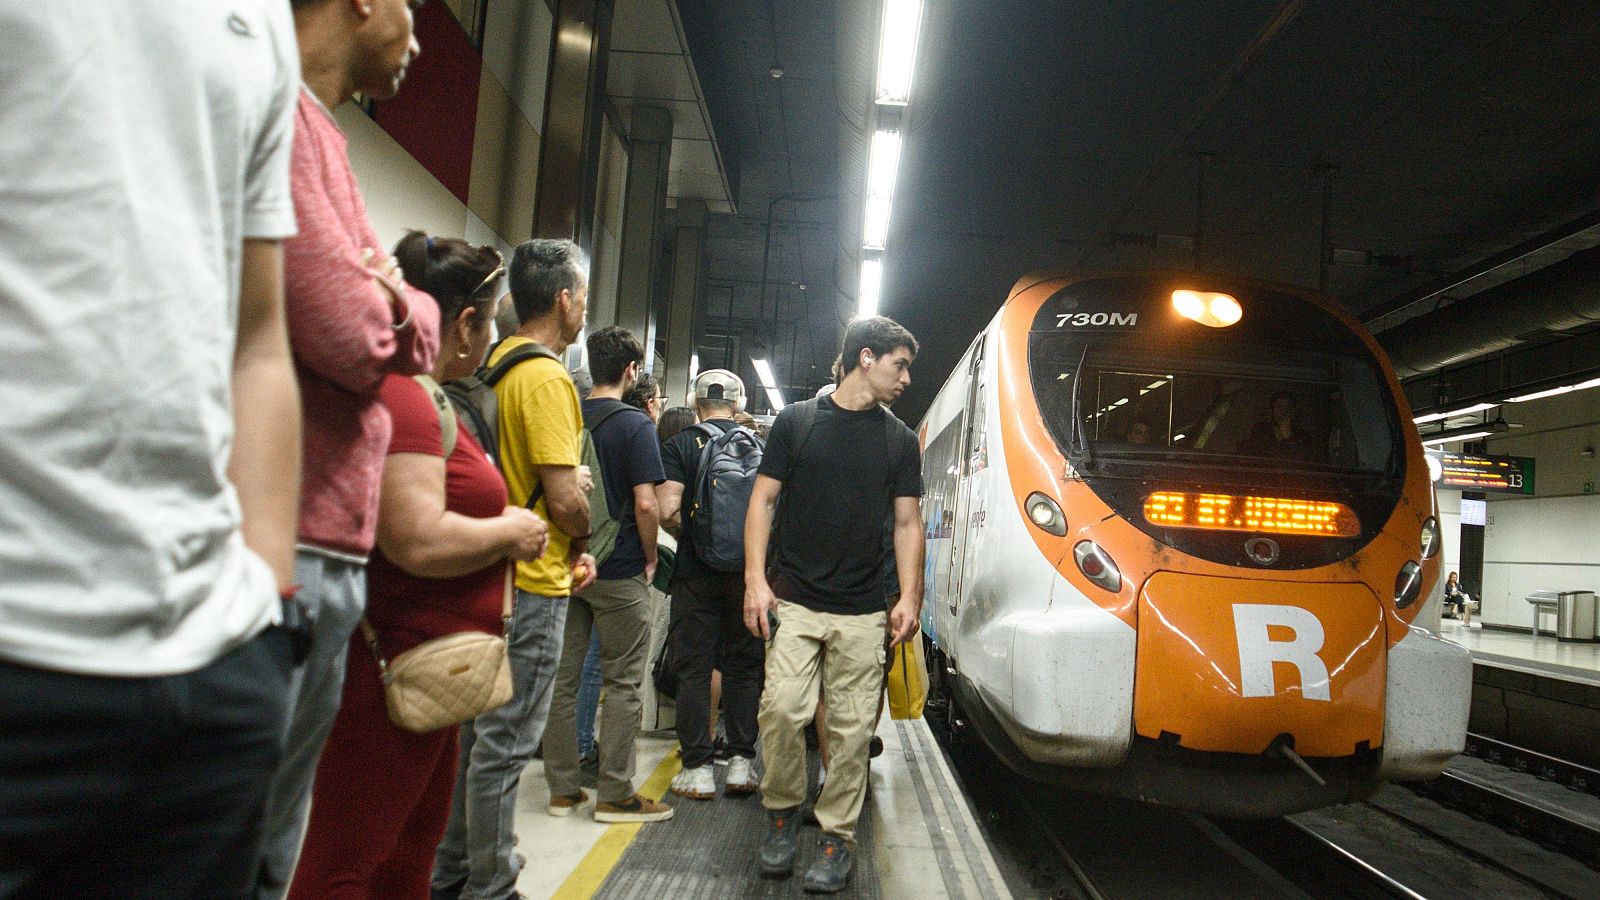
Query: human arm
229 239 302 590
888 495 925 646
634 482 660 582
656 481 685 534
376 454 547 579
742 474 783 638
280 108 439 396
535 464 591 548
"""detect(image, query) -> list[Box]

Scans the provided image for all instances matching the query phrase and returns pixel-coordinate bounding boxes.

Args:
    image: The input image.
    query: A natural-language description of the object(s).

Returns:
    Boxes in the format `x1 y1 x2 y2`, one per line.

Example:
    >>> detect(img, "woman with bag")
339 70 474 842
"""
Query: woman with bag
290 233 547 899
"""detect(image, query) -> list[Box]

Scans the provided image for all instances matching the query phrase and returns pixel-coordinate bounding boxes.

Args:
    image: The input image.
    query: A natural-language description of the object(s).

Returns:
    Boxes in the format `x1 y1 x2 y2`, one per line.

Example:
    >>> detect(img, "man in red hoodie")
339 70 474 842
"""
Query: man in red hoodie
254 2 442 897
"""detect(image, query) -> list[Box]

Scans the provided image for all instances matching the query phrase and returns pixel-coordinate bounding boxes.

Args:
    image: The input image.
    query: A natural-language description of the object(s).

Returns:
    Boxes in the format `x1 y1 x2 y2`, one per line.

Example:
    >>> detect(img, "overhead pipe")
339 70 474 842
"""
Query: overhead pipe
1380 245 1600 379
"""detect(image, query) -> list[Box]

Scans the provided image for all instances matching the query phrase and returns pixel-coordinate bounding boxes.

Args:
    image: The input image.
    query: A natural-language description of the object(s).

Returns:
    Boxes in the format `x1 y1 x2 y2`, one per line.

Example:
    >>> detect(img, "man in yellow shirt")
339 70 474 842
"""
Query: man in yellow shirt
433 239 598 900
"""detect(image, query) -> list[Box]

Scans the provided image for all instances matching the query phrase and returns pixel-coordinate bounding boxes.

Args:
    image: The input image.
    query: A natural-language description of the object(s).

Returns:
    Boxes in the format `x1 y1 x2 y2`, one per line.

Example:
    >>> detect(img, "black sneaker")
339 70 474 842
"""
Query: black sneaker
759 806 803 877
868 735 884 759
802 835 853 893
579 751 599 788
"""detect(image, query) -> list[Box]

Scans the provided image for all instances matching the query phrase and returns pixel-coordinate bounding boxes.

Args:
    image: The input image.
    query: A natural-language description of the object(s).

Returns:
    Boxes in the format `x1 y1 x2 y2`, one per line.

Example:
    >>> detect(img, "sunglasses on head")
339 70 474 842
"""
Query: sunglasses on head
470 253 506 299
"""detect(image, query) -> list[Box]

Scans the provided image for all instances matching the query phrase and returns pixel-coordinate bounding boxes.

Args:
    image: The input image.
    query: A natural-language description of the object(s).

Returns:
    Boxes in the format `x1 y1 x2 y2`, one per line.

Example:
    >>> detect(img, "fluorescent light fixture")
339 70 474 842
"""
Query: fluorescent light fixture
859 257 883 317
766 387 787 410
862 129 902 250
689 351 700 381
1412 402 1496 425
1421 430 1493 447
1504 375 1600 403
1418 418 1508 447
750 357 778 389
875 0 923 105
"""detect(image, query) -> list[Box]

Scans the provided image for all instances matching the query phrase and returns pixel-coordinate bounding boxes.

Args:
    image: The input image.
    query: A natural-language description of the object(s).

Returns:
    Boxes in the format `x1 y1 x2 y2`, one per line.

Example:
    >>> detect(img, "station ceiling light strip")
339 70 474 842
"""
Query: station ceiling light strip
751 356 786 410
858 0 924 318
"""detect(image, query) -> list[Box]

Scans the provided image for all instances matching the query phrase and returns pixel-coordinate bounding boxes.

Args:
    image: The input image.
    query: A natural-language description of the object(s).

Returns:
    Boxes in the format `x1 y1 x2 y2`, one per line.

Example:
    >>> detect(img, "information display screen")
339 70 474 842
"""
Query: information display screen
1431 452 1535 494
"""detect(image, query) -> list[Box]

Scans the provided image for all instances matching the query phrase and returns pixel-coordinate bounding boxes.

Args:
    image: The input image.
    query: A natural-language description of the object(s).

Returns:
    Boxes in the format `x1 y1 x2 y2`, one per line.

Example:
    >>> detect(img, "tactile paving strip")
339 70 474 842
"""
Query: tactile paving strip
595 758 882 899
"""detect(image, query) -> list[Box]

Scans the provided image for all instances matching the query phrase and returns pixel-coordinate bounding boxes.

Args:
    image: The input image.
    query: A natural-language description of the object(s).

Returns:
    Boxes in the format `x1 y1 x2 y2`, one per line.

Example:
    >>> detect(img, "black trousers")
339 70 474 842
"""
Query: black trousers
0 626 294 900
669 573 764 768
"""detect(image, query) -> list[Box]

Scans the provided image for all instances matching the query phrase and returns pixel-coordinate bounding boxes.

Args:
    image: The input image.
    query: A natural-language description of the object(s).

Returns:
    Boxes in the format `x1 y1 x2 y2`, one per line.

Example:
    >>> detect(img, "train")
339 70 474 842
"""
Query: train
916 271 1472 818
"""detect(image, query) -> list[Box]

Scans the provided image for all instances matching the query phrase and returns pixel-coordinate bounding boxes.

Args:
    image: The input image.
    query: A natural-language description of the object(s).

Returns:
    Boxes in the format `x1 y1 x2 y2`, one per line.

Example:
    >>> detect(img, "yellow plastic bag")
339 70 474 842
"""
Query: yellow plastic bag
886 630 929 720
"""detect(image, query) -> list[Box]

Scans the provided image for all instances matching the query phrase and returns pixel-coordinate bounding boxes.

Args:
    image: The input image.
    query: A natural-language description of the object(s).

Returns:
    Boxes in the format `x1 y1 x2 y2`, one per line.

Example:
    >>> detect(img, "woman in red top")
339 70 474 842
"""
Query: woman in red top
291 233 547 900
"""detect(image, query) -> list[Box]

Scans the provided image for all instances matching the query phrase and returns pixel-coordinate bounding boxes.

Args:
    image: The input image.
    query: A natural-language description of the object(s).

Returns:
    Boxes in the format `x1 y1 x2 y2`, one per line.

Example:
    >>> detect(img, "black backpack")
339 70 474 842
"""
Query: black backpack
441 341 562 467
684 422 764 572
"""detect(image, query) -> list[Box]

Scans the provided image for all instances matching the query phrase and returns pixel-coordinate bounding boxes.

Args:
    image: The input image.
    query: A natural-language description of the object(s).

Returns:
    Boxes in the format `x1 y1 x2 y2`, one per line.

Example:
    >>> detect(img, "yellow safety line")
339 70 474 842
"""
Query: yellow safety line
549 747 683 899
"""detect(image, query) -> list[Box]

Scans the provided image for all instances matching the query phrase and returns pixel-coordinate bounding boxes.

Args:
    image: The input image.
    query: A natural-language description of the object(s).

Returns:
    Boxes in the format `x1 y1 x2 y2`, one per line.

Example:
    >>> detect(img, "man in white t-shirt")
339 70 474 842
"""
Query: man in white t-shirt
0 2 305 896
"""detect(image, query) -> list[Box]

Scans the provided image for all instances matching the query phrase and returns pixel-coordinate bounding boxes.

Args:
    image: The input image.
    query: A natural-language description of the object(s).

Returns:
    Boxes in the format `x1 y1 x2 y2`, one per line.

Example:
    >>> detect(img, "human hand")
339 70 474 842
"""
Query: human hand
571 552 598 592
362 247 408 310
887 595 919 646
501 506 548 561
744 579 778 639
577 464 595 495
644 558 658 585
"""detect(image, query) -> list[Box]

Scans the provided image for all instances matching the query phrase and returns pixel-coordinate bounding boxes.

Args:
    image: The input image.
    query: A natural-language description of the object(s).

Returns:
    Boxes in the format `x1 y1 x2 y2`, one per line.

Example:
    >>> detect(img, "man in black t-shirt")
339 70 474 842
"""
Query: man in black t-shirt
745 317 925 891
657 369 766 800
543 327 673 823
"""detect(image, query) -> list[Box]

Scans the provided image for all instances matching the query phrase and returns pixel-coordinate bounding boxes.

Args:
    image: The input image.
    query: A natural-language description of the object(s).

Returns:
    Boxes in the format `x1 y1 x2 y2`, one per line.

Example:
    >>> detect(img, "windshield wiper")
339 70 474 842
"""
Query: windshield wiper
1067 345 1095 471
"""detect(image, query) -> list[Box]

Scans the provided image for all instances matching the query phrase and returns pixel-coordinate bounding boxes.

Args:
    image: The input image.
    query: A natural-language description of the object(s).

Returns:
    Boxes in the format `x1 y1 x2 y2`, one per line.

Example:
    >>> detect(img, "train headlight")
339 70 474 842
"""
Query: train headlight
1172 290 1242 327
1025 492 1067 536
1420 517 1440 559
1073 541 1122 593
1394 561 1422 609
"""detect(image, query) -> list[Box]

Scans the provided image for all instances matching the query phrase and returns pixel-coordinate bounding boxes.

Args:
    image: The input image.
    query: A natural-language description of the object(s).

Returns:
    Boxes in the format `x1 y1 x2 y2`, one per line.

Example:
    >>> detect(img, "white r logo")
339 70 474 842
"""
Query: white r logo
1232 605 1332 702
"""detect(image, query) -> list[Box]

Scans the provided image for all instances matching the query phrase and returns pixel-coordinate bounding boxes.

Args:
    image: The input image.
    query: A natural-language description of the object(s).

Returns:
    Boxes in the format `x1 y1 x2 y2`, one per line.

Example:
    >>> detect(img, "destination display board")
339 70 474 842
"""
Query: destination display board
1429 451 1535 494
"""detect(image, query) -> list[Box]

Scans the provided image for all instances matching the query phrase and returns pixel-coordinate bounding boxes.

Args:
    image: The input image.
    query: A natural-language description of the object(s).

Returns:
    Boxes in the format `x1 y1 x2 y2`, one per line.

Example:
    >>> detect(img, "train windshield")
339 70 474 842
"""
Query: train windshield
1037 345 1399 476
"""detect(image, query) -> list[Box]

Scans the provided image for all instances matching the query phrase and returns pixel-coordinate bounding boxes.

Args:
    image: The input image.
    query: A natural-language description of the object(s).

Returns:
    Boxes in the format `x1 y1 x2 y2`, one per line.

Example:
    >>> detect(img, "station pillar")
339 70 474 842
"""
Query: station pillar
615 105 672 365
664 198 707 406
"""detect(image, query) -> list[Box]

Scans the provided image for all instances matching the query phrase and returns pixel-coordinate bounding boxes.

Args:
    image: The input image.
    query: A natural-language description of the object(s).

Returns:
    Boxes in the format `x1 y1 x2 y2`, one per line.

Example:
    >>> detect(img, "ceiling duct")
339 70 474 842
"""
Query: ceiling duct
1379 246 1600 379
833 0 877 323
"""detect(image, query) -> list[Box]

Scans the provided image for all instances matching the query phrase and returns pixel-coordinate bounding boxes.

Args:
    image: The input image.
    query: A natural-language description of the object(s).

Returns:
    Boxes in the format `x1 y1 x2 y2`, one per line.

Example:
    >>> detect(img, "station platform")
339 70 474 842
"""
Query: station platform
1441 618 1600 686
512 716 1010 899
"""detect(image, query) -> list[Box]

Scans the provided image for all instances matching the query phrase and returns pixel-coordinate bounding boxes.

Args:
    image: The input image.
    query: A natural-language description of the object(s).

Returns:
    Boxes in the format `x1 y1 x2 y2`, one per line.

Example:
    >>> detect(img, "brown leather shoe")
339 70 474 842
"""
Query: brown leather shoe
594 794 675 823
547 789 591 817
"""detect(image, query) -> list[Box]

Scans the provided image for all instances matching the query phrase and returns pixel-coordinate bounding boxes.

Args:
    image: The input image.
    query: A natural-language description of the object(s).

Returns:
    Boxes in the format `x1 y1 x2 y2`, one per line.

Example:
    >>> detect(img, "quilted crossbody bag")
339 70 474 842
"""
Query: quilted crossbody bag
357 375 515 733
358 566 515 734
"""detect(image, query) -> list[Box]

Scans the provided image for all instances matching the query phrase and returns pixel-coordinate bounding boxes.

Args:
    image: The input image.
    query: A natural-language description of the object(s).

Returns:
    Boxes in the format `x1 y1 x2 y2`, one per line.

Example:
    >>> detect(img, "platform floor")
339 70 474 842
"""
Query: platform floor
512 716 1010 898
1440 618 1600 685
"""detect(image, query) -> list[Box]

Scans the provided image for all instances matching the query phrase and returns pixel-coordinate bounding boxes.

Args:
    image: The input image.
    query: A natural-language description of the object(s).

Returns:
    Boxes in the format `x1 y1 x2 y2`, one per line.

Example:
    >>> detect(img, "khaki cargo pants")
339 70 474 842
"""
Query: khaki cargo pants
757 599 887 847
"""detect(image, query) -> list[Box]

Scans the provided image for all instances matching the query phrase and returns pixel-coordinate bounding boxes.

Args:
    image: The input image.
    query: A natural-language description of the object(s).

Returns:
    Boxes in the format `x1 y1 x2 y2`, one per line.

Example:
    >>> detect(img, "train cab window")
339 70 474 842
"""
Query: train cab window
1052 348 1397 476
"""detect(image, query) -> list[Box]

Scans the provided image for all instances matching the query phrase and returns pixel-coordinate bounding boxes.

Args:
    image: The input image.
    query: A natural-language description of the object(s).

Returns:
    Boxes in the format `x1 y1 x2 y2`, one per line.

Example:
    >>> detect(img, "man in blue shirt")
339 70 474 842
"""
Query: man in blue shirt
543 327 674 823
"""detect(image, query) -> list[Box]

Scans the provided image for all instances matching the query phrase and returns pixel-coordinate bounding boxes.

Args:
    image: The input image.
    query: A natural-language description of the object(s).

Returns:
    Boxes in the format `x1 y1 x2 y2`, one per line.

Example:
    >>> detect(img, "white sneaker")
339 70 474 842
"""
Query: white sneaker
726 756 759 795
671 764 716 799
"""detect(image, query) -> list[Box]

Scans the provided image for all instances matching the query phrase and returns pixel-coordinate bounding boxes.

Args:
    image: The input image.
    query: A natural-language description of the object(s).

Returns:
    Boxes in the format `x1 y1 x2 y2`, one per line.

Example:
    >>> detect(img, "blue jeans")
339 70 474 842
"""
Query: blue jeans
432 590 568 900
575 631 602 759
254 551 367 900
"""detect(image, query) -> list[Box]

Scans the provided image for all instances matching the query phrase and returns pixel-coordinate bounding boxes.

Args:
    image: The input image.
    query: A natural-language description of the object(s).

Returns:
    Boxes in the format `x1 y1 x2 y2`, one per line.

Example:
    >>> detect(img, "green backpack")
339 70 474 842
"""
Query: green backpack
580 400 631 568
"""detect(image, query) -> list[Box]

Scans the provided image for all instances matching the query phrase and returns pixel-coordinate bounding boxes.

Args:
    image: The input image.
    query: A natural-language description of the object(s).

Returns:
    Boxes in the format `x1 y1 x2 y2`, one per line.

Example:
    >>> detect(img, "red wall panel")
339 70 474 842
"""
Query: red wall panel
372 3 482 205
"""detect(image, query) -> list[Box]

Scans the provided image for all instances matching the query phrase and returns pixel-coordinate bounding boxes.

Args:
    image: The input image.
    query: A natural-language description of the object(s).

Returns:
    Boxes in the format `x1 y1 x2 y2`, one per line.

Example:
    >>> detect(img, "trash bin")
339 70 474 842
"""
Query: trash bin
1556 590 1597 642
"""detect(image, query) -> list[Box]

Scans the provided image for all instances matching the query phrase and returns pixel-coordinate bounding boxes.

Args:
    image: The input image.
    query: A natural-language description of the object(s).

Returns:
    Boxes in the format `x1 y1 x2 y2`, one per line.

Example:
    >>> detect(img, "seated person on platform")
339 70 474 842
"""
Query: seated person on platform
1443 571 1473 624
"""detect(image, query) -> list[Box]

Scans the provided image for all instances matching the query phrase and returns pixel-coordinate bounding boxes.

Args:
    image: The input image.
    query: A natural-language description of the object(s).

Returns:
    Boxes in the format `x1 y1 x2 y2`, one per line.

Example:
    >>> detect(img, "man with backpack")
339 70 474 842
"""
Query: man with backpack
542 327 673 823
657 369 766 800
432 239 597 900
744 317 925 893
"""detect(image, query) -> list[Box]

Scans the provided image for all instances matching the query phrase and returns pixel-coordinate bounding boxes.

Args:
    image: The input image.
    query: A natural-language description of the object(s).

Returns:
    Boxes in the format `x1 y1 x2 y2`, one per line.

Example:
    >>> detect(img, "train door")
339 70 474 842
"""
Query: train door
948 337 987 614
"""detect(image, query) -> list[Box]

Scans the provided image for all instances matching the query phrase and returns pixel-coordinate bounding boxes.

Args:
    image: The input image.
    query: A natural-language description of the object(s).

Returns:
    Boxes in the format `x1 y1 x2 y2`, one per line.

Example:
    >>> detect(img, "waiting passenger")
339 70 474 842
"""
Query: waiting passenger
256 2 440 896
658 371 766 800
1444 571 1473 625
290 234 547 899
1126 420 1153 445
544 327 673 822
433 240 597 900
0 5 302 896
745 317 926 892
658 405 698 444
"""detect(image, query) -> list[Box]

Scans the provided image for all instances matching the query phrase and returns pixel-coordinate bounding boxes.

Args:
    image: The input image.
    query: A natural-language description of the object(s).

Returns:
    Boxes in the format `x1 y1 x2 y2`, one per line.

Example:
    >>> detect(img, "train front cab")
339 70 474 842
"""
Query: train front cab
922 273 1473 818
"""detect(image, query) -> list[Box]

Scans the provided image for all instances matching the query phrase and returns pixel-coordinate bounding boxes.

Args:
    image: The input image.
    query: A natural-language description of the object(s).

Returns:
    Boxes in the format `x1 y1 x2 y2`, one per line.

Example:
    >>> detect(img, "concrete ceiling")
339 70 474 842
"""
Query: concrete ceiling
681 0 1600 420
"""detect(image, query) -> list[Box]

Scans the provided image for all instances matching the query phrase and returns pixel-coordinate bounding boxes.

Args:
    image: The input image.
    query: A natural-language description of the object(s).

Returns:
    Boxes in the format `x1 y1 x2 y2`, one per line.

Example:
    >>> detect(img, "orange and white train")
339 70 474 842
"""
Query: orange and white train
917 272 1471 817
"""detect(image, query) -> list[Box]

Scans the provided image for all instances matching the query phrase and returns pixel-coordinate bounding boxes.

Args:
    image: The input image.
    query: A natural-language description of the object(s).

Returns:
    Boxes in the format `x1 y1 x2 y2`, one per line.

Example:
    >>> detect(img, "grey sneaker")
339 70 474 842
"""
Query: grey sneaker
759 806 803 877
802 835 853 893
